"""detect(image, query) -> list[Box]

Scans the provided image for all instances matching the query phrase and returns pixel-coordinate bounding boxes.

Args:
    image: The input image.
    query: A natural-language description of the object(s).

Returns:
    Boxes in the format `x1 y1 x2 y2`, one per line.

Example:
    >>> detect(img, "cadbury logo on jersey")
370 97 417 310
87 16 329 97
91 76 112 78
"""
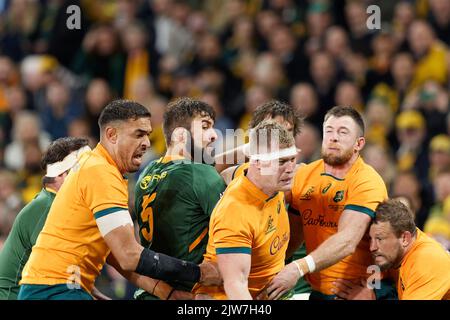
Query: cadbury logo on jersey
302 209 338 228
270 232 289 255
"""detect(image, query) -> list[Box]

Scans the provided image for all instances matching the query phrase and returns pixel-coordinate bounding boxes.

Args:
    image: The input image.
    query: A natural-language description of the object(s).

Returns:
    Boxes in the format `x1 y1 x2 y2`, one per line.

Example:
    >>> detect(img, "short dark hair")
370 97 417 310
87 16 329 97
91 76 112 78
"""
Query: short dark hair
41 137 89 183
98 99 151 130
374 199 417 237
163 97 216 145
249 100 304 137
324 106 365 136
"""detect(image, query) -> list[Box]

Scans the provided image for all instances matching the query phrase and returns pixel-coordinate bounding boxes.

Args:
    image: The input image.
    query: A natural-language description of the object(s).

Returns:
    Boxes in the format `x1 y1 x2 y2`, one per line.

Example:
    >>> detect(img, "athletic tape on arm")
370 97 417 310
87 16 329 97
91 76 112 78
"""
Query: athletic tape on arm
96 210 134 236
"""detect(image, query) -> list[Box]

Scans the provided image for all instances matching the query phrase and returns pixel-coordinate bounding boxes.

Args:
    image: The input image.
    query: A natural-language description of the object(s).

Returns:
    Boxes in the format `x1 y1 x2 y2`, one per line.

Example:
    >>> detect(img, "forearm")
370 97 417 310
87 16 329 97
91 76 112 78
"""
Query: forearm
308 232 356 272
135 248 200 283
224 280 252 300
91 287 111 300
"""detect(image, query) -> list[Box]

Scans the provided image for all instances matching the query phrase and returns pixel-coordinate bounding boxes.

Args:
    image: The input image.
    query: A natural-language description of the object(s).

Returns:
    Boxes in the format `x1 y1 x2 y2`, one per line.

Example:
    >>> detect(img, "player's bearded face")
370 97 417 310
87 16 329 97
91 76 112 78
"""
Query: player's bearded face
321 116 361 166
188 136 215 165
188 116 217 164
321 143 355 166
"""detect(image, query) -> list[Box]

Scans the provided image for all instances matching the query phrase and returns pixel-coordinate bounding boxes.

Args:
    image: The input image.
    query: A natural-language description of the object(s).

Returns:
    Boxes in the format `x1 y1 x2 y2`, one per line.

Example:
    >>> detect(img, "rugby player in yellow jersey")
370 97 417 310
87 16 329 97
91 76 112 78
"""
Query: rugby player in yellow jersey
193 120 297 299
264 106 389 300
333 199 450 300
19 99 220 300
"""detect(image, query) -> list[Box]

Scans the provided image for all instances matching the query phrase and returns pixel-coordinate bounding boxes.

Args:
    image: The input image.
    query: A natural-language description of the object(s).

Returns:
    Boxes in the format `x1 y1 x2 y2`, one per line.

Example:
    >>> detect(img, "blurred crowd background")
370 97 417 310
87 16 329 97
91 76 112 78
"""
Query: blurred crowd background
0 0 450 299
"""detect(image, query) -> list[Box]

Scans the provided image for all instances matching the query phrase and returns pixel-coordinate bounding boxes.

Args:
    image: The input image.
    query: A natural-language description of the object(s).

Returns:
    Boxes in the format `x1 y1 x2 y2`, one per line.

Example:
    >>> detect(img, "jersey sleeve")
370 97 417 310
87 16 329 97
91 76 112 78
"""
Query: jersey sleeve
80 164 129 220
210 202 254 255
192 165 226 217
344 168 388 218
401 249 450 300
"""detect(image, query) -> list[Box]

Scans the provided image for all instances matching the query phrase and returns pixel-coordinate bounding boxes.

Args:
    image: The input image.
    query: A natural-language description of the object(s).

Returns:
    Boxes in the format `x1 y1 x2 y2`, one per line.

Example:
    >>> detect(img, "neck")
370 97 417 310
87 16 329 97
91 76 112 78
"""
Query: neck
324 153 359 179
165 143 189 159
45 182 60 192
100 141 126 174
395 78 411 91
400 231 418 264
246 166 276 198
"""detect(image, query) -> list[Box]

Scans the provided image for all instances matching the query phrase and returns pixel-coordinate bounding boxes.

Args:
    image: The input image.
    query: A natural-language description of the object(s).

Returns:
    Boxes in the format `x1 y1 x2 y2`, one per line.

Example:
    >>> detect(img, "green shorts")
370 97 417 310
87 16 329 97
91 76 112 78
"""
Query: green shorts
18 284 93 300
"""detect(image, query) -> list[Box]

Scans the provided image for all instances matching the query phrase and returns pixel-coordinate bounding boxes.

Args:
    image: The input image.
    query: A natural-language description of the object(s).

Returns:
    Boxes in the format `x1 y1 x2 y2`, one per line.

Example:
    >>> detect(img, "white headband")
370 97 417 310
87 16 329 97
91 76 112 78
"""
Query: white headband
249 145 298 161
46 145 91 178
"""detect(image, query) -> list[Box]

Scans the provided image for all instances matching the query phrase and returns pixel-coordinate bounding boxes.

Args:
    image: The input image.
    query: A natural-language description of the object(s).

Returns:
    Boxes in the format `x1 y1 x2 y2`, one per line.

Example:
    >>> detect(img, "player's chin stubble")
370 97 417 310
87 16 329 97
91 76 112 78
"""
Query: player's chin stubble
322 147 354 166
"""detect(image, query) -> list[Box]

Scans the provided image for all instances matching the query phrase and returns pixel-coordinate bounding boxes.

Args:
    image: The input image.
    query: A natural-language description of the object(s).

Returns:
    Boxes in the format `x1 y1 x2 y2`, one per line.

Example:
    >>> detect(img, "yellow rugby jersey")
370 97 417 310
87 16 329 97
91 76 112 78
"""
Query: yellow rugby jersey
193 173 290 299
291 156 387 295
397 229 450 300
21 144 129 293
232 162 250 181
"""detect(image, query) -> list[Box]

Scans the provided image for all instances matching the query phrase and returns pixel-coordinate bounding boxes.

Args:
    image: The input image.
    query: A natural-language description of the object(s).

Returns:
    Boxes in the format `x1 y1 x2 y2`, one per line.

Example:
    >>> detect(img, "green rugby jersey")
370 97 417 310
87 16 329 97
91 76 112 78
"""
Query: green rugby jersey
0 188 56 300
134 156 226 298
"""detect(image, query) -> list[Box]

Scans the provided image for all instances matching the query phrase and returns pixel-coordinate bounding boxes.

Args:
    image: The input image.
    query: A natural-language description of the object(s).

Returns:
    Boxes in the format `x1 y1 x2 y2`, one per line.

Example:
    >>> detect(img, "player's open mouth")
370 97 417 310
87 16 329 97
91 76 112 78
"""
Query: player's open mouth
132 153 144 164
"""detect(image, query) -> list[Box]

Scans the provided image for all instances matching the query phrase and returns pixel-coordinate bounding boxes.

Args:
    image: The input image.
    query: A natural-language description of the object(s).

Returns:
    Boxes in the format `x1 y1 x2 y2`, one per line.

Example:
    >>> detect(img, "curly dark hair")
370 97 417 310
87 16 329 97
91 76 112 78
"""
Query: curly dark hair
163 97 216 145
249 100 304 137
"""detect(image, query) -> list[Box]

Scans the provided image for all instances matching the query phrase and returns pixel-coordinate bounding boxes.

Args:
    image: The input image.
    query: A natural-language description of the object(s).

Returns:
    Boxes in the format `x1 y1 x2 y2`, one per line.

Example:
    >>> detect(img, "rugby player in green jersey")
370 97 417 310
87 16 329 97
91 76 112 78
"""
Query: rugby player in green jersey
0 137 90 299
134 97 226 300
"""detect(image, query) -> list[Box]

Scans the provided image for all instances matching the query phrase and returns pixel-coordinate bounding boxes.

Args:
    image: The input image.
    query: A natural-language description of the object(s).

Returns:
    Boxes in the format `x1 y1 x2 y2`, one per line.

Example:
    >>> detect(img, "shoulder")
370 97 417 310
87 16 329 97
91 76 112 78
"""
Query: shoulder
211 195 255 231
190 163 222 177
349 159 386 191
79 156 122 182
355 159 384 181
18 190 51 216
411 233 450 262
292 159 323 190
403 235 450 279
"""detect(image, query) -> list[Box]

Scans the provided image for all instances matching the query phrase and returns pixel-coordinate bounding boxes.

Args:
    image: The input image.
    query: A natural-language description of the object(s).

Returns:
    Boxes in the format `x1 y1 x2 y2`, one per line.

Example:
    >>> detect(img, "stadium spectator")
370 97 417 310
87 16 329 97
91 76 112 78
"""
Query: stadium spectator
3 110 51 171
394 110 429 184
294 121 321 164
289 82 322 131
424 195 450 250
361 143 396 190
0 169 23 240
408 20 448 88
428 134 450 182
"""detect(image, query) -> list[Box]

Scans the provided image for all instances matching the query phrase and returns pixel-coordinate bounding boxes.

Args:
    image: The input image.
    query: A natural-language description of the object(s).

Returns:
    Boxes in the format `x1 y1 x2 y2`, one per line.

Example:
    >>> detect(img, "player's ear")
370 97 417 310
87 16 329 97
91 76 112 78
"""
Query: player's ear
355 136 365 151
171 127 188 144
105 126 118 144
401 231 413 247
